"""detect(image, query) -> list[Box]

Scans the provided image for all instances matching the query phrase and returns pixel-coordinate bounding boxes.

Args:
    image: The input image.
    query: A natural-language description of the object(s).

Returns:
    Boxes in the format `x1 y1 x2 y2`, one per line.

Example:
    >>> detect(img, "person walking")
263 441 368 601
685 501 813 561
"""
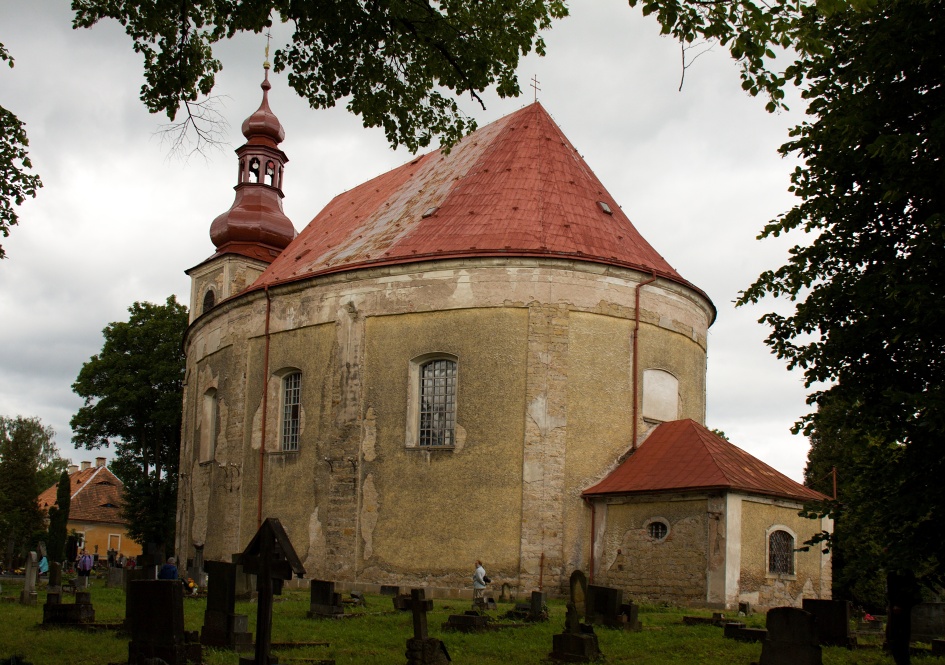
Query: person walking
473 560 488 608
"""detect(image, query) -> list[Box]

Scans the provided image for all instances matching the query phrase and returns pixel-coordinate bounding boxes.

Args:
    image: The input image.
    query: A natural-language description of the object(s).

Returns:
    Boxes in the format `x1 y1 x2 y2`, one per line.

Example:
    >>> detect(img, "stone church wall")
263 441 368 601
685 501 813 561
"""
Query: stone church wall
738 496 832 609
178 258 713 595
594 497 709 605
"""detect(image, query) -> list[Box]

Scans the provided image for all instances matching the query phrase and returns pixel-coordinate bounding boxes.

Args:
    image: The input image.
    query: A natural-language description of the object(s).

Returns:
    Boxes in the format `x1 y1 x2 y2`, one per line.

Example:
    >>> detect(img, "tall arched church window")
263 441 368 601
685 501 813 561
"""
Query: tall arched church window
281 371 301 451
768 529 795 575
418 358 457 447
202 289 216 314
642 369 679 423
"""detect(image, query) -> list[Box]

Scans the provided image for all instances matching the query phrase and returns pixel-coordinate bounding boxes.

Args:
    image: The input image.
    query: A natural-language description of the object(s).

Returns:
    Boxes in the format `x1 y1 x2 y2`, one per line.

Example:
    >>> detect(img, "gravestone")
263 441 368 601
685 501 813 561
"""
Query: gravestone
43 587 95 626
802 598 855 647
529 591 548 622
190 544 208 588
106 566 125 588
308 579 344 618
395 588 450 664
442 610 491 633
19 551 37 606
758 607 822 665
380 585 400 596
238 518 306 665
47 562 62 592
232 553 258 601
126 580 202 665
911 603 945 643
569 571 588 618
724 621 767 643
549 601 602 662
200 560 253 651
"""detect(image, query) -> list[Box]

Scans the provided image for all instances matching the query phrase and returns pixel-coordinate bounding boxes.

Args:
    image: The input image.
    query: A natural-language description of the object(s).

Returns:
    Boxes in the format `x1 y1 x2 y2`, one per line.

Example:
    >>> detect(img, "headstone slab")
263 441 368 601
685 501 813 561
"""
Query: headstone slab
569 570 588 617
758 607 822 665
126 580 202 665
585 584 624 628
802 598 855 647
20 551 38 606
309 579 344 618
442 612 491 633
201 560 253 651
529 591 548 622
911 602 945 643
380 584 400 596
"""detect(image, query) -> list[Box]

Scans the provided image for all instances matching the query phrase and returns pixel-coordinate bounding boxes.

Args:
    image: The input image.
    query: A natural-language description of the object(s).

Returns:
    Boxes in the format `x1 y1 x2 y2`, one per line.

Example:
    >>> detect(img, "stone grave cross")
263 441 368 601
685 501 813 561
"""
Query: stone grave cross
406 588 434 640
238 518 306 665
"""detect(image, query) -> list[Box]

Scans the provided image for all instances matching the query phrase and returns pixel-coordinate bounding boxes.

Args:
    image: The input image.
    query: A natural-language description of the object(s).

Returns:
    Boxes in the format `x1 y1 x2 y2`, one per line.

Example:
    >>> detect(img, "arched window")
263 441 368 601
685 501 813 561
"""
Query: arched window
768 529 795 575
202 289 216 314
418 358 457 447
281 372 301 451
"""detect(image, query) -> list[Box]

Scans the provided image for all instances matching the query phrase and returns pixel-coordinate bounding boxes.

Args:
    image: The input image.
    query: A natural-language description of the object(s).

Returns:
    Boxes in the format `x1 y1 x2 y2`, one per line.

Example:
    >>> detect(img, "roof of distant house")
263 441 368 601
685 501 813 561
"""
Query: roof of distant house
583 419 827 503
37 464 127 525
249 102 713 318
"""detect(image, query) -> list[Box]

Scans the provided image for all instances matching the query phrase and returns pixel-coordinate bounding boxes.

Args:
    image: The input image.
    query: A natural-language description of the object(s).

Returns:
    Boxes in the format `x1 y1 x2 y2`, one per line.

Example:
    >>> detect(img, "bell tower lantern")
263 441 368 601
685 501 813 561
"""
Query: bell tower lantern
186 63 296 322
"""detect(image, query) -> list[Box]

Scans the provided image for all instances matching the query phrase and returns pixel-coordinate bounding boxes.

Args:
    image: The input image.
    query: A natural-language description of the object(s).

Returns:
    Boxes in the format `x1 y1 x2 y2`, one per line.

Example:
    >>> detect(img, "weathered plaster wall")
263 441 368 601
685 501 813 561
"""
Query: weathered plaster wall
738 497 831 609
179 258 713 594
594 496 709 604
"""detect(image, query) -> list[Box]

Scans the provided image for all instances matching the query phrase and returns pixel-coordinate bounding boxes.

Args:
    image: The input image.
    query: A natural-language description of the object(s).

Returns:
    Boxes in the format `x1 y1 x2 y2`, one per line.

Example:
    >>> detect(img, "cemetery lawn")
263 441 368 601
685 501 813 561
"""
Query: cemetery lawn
0 579 939 664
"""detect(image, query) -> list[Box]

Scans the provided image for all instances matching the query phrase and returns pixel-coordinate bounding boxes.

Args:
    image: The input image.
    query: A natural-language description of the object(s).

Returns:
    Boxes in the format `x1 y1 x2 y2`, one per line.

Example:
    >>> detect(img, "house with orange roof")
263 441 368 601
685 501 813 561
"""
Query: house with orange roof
174 68 831 608
38 457 142 559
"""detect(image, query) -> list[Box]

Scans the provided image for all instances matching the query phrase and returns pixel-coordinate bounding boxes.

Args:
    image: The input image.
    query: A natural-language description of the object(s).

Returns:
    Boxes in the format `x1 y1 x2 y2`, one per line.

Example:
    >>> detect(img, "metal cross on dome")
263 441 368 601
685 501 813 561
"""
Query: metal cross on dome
530 75 541 103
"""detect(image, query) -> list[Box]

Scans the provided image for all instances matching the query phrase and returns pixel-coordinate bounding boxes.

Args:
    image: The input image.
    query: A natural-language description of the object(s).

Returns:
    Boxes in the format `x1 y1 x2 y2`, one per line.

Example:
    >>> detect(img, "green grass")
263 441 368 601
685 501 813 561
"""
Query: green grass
0 578 937 664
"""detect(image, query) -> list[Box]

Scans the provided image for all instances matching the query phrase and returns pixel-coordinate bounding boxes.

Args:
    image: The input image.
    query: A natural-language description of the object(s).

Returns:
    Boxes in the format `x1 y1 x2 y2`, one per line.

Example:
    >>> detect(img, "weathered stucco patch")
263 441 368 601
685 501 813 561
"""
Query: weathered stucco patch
360 473 379 560
303 508 327 578
362 407 377 462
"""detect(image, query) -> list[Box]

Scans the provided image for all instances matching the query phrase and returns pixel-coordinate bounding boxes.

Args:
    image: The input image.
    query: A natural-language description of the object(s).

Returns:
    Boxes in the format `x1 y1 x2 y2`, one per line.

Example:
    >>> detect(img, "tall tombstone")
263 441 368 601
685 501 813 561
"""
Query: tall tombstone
126 580 202 665
190 543 207 588
309 579 344 618
48 561 62 592
802 598 855 647
19 551 38 606
569 570 588 617
529 591 548 622
758 607 823 665
238 518 306 665
550 571 601 662
201 560 253 651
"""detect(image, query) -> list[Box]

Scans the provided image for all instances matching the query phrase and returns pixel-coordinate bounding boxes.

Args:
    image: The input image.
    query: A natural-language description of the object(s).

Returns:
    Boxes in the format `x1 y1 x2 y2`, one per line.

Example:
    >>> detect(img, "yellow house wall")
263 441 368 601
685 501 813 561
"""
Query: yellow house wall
739 497 831 608
71 520 142 558
592 498 709 604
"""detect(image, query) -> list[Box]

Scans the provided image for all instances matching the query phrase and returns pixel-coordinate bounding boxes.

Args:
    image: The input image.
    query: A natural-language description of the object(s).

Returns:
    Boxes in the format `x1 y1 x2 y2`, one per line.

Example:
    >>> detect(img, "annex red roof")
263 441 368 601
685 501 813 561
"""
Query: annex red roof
583 419 827 503
250 102 708 303
37 464 128 525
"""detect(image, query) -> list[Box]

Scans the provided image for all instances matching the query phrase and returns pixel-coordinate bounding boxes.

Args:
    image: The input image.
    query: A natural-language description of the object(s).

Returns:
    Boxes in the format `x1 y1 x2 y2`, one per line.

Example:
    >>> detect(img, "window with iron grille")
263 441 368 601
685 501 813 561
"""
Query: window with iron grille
418 359 456 447
281 372 301 451
647 520 668 540
768 529 795 575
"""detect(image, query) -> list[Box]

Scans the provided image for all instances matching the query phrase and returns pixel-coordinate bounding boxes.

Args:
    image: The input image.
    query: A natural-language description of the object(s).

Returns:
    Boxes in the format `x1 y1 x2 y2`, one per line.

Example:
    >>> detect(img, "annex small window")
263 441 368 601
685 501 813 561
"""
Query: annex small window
281 372 301 451
768 529 795 575
645 518 669 541
419 359 457 446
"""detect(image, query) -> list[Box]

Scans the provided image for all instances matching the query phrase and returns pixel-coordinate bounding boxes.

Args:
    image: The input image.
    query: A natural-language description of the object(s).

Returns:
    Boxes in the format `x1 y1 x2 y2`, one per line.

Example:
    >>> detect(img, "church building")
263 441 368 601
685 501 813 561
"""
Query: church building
177 68 832 609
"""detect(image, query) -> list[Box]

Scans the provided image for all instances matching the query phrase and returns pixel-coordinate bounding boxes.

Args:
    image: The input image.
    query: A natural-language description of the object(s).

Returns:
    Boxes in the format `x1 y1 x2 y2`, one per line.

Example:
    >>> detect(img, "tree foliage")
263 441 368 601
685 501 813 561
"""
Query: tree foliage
0 416 64 564
46 470 71 564
737 0 945 587
0 43 43 260
71 0 568 152
71 296 188 555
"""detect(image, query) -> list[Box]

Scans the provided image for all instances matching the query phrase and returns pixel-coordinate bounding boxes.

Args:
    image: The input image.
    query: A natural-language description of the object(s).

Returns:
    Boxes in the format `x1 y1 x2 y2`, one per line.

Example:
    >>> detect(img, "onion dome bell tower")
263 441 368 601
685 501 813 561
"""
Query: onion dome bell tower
186 64 297 322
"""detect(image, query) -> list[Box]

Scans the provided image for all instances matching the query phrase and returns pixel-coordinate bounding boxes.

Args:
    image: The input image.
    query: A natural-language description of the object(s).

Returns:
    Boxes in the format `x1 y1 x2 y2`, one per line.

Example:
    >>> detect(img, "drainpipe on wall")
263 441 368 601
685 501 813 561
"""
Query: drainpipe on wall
631 272 658 450
257 286 272 529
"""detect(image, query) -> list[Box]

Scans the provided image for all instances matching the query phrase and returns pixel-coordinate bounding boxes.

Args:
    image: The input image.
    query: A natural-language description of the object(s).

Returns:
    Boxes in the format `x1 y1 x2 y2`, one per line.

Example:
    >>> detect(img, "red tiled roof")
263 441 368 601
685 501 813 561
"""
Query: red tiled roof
583 419 827 503
37 465 127 525
250 102 709 304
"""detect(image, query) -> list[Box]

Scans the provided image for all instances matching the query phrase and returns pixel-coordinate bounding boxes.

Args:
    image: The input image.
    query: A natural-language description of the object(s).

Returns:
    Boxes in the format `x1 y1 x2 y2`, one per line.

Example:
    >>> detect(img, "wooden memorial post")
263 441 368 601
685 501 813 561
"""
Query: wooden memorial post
238 518 306 665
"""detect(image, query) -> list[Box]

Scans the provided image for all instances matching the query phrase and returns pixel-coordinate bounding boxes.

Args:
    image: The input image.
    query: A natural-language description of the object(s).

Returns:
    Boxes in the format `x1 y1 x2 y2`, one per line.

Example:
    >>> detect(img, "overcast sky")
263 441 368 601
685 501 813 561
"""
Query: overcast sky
0 2 816 481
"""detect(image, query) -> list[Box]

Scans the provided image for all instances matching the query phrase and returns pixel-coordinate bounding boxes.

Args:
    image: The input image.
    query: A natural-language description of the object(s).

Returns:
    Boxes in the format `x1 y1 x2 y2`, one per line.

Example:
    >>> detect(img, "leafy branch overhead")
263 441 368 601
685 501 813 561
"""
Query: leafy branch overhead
71 0 569 152
0 43 43 260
